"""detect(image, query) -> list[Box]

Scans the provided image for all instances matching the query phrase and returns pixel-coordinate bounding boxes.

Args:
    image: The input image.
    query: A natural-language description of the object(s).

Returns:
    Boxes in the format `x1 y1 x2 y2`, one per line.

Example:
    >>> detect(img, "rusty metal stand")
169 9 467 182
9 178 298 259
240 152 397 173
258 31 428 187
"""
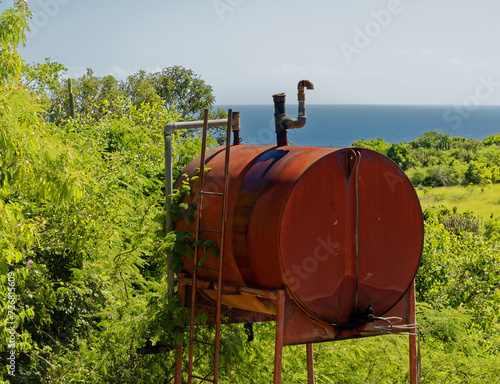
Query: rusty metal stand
273 290 285 384
174 109 233 384
272 290 316 384
408 280 419 384
171 108 417 383
174 280 186 383
306 344 315 384
176 280 418 384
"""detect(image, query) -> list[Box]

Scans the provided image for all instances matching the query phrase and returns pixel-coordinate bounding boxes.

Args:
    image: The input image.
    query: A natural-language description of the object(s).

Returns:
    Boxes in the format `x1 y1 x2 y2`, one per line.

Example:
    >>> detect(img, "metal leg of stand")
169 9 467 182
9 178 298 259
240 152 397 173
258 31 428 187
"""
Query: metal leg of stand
306 343 315 384
174 343 183 384
174 279 186 384
273 290 286 384
409 280 419 384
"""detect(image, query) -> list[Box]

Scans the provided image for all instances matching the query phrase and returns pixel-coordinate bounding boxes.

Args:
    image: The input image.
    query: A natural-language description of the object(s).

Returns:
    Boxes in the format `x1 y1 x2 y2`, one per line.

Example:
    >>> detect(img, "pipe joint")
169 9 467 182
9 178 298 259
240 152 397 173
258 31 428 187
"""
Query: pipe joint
273 80 314 146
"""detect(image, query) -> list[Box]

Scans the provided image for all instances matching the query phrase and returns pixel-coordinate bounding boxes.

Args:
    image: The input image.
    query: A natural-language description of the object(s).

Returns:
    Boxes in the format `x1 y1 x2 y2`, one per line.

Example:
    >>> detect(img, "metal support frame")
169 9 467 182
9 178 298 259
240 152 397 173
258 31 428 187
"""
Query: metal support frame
409 280 420 384
273 290 286 384
163 112 240 297
306 344 315 384
174 277 420 384
166 112 419 384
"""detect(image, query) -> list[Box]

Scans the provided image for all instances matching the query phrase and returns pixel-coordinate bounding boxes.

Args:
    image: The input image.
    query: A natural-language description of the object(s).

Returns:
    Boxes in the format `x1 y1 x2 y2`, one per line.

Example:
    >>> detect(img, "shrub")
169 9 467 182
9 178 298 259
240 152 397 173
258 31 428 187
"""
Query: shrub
484 133 500 146
464 160 500 185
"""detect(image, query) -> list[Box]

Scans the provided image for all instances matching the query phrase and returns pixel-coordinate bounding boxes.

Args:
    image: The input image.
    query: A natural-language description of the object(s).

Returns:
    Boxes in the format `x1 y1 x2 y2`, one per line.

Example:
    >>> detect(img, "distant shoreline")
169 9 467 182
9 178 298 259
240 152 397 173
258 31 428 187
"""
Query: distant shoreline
215 105 500 147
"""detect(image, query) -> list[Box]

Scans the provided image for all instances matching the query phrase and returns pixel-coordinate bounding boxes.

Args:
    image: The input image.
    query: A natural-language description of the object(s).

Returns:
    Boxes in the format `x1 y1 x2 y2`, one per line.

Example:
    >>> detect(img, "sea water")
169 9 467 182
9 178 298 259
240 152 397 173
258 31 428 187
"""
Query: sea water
216 105 500 148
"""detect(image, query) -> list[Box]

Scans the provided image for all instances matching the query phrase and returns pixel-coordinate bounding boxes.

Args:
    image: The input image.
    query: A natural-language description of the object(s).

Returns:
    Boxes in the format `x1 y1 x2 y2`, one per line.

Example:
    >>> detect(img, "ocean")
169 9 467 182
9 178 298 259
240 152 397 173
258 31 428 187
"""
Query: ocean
216 105 500 148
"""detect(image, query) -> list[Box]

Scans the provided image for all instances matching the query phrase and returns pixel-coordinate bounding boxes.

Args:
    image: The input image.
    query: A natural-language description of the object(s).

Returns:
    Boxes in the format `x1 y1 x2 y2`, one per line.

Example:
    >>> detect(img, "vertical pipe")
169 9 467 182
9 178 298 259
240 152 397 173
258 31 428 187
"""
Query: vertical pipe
409 280 419 384
232 111 241 145
164 131 175 298
273 93 288 147
306 344 315 384
273 290 286 384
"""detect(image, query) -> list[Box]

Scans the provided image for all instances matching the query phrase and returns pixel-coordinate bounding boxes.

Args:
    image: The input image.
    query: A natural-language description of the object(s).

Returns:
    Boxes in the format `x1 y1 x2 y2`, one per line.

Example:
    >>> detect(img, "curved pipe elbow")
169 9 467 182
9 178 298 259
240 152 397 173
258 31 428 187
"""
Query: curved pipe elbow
281 115 307 130
298 80 314 92
164 122 176 136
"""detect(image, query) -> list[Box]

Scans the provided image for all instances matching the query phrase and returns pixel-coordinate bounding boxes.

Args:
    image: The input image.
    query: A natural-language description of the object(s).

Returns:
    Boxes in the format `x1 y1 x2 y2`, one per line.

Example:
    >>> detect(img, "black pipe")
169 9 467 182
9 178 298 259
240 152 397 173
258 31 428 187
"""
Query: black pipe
273 80 314 147
232 111 241 145
273 93 288 147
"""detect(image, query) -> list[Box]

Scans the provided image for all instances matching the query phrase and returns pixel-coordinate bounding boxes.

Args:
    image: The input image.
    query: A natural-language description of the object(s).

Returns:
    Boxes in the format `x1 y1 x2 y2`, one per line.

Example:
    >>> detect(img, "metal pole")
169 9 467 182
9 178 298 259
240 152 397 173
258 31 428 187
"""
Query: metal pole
306 344 315 384
164 131 175 297
409 280 419 384
174 278 186 384
187 110 211 384
273 290 286 384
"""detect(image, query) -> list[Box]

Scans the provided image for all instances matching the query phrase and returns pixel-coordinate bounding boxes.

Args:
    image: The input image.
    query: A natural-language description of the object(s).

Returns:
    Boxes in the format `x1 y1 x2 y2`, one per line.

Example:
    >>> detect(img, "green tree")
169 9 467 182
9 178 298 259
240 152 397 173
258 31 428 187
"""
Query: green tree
151 65 215 119
23 58 67 105
50 69 128 121
123 69 163 108
465 160 499 185
352 137 390 155
0 0 30 84
484 133 500 146
409 130 451 150
0 83 86 383
387 142 413 170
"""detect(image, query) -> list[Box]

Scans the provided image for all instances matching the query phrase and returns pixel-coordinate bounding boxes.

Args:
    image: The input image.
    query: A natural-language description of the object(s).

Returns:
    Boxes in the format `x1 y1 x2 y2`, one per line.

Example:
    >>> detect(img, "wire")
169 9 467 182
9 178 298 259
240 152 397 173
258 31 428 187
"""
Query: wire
357 320 422 382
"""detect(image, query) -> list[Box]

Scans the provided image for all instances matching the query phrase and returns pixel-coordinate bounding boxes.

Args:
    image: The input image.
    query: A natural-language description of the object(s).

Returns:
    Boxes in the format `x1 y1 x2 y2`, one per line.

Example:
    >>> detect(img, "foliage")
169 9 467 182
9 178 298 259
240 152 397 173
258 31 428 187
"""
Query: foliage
150 65 215 120
386 142 413 170
409 130 451 150
1 2 500 382
22 58 67 105
465 160 500 185
0 84 84 201
484 133 500 146
416 209 500 331
353 130 500 187
48 65 220 127
0 80 88 381
352 137 390 155
484 215 500 241
50 68 126 122
0 0 30 84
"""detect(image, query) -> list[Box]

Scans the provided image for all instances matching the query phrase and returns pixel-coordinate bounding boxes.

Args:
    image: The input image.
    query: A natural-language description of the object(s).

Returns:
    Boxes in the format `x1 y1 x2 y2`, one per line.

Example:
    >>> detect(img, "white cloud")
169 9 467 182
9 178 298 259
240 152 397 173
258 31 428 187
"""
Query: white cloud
64 67 88 79
421 49 434 55
107 66 134 80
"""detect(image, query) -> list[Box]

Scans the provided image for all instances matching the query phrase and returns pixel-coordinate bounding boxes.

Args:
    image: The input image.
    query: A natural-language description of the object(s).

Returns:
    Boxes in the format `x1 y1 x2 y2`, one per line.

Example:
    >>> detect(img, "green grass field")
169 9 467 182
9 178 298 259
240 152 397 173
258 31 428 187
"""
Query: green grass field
416 183 500 219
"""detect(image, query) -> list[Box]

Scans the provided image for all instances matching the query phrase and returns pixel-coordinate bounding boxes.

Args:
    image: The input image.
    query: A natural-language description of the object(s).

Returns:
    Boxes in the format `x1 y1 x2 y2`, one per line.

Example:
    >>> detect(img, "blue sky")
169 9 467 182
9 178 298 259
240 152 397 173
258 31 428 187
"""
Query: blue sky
5 0 500 105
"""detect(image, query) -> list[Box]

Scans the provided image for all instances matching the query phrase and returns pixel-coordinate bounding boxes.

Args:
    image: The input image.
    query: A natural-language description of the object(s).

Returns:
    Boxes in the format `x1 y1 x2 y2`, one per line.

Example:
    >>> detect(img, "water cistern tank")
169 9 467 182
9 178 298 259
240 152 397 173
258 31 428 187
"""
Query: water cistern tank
174 82 424 327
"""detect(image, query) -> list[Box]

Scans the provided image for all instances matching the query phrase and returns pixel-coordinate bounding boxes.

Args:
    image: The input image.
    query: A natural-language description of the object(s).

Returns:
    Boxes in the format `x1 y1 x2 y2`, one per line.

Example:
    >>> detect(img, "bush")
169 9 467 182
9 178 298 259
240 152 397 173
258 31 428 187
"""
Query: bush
409 130 451 150
420 164 465 187
465 160 500 185
387 142 414 170
484 133 500 146
351 137 390 155
484 215 500 240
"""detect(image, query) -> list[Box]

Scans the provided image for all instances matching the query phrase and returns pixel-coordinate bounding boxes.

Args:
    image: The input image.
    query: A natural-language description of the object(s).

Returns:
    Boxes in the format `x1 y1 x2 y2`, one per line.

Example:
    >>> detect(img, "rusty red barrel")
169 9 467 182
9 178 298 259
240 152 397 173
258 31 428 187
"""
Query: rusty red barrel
175 144 424 326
